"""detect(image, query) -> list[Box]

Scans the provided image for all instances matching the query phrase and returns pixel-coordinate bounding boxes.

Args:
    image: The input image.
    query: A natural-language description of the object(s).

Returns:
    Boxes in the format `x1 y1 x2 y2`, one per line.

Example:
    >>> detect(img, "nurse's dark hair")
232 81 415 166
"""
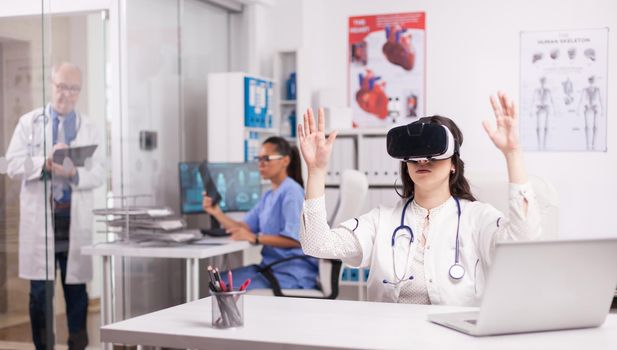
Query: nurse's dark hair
398 115 476 201
263 136 304 188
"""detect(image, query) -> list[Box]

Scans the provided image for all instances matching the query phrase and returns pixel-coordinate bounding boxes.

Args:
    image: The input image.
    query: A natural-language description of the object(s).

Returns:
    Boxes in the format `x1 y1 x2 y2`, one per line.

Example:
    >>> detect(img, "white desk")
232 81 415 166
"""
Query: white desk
101 295 617 350
82 239 250 327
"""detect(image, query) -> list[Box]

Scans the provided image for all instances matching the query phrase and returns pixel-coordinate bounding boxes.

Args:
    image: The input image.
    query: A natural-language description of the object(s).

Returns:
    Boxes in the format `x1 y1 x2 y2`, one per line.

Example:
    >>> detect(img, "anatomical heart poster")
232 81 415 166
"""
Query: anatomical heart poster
520 28 608 152
349 12 425 128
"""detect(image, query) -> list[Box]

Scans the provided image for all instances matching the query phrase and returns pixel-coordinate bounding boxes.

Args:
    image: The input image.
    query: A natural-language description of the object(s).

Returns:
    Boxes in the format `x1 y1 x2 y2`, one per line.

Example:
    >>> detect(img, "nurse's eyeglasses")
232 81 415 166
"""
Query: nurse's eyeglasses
254 154 284 163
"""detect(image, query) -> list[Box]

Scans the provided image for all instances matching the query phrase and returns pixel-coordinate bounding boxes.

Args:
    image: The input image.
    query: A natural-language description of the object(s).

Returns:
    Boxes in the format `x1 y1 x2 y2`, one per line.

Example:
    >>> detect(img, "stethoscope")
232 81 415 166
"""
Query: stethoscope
383 196 464 286
27 105 81 156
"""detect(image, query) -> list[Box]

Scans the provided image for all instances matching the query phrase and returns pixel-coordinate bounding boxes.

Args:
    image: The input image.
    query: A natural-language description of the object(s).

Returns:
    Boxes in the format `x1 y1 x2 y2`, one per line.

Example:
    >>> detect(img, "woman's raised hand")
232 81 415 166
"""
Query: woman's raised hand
482 92 521 155
298 107 337 172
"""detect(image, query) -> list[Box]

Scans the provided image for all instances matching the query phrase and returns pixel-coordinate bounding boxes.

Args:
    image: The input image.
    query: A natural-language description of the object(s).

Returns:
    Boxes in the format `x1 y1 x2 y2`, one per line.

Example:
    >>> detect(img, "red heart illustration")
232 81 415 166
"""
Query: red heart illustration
356 70 389 119
383 25 415 71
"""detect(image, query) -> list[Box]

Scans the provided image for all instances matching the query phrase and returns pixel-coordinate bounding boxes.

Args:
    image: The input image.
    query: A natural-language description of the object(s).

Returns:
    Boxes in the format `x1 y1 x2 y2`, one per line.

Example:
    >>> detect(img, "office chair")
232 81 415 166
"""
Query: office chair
249 169 369 299
466 172 559 239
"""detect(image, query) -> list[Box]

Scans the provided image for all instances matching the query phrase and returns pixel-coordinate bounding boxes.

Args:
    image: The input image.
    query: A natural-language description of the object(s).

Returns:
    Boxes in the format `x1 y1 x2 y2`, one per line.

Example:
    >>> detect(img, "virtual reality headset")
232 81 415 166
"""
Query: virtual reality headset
386 122 459 161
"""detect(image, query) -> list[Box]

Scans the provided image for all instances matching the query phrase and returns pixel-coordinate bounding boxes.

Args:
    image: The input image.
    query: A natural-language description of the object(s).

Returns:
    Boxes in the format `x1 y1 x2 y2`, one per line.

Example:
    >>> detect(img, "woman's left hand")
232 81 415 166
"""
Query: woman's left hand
227 226 256 243
483 92 521 155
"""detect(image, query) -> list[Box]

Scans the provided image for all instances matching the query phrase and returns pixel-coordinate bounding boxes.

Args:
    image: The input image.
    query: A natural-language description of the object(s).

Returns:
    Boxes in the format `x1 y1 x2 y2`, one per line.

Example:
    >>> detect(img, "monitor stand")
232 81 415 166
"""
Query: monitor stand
200 216 228 237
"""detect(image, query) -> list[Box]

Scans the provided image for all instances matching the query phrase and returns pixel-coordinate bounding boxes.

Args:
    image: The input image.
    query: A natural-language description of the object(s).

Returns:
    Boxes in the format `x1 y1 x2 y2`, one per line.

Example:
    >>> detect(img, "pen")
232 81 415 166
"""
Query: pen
228 270 234 291
220 279 227 292
214 268 222 284
239 278 251 291
207 266 216 283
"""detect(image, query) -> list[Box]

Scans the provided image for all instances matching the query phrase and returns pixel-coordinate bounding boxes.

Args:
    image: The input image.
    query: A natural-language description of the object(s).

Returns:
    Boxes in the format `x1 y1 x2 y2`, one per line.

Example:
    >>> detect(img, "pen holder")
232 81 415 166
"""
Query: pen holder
212 290 246 329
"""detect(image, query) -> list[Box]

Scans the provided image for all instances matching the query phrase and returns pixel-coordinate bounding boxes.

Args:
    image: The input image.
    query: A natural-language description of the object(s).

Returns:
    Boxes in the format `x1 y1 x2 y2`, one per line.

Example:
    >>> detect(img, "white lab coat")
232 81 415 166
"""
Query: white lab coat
301 183 542 305
5 105 105 283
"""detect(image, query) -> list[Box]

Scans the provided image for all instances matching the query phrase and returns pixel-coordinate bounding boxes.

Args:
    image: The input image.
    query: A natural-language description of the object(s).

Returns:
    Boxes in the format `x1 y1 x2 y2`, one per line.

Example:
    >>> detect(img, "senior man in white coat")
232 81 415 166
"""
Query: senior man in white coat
5 62 104 350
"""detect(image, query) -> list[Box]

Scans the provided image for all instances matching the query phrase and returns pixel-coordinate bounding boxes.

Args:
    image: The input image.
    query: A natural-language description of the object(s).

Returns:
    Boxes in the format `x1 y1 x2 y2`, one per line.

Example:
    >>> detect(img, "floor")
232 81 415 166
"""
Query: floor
0 301 100 350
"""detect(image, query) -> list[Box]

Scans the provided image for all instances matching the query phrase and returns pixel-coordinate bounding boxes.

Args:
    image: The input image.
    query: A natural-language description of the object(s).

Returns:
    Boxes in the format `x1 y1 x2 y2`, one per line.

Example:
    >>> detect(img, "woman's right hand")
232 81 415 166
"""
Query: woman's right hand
298 107 337 172
202 191 220 216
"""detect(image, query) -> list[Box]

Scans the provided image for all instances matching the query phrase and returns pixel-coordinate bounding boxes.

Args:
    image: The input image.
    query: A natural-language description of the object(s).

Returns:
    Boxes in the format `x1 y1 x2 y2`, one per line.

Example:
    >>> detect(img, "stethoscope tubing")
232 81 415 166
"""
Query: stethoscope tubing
387 196 464 286
28 105 81 154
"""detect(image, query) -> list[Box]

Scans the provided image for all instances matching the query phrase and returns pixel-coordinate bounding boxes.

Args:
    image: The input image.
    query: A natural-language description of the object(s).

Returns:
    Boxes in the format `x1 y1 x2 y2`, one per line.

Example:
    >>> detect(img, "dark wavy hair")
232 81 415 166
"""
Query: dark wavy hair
398 116 476 201
263 136 304 188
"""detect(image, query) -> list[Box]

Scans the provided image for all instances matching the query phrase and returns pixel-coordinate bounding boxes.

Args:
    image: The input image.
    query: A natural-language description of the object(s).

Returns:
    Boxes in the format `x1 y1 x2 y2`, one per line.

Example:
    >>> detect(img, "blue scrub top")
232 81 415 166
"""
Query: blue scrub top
244 177 318 289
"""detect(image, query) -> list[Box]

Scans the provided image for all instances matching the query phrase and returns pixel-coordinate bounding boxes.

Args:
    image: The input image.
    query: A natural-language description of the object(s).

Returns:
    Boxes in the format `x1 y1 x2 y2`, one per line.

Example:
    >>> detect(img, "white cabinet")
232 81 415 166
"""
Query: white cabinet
207 72 276 162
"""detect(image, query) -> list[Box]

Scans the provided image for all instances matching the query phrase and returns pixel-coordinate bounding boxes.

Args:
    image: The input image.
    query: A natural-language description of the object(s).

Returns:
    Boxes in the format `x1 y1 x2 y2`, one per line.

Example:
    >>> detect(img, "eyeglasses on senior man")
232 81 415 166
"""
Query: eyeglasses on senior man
53 81 81 94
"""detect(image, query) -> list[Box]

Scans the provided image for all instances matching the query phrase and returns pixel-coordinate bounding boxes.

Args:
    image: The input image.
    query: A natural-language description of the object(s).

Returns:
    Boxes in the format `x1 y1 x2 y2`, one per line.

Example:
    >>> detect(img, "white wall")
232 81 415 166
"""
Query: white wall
263 0 617 239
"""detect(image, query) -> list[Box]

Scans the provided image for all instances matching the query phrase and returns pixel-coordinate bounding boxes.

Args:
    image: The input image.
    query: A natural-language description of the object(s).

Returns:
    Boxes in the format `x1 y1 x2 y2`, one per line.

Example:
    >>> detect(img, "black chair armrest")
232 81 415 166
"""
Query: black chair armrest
258 255 311 272
257 257 343 299
257 255 313 297
325 259 343 299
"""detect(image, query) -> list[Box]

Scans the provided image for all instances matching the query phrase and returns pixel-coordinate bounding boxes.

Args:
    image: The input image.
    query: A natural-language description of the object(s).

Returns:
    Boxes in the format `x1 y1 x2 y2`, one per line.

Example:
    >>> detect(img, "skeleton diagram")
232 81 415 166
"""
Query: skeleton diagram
530 77 554 150
562 78 574 105
578 76 603 150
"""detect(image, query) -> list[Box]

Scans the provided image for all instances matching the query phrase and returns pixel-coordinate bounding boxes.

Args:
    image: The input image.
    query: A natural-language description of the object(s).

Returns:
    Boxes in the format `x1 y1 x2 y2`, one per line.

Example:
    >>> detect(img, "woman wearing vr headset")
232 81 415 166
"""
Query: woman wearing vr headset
298 93 541 305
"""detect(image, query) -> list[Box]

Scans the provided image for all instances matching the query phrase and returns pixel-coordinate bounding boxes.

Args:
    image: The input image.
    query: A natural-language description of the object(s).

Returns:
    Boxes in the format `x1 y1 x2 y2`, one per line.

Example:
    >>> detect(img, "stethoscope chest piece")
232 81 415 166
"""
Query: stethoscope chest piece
449 263 465 280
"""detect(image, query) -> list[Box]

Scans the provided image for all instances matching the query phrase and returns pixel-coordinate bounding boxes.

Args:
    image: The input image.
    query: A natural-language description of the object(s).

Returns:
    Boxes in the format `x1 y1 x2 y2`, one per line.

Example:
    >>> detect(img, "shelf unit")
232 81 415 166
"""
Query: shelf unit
273 49 309 143
324 128 401 188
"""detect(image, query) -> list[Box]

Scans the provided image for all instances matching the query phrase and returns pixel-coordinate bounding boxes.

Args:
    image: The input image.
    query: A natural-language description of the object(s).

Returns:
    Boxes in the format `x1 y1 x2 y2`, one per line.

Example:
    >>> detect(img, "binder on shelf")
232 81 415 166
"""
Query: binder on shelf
367 137 383 184
336 137 355 183
363 268 370 281
390 158 401 185
349 268 359 282
326 141 339 185
341 268 350 281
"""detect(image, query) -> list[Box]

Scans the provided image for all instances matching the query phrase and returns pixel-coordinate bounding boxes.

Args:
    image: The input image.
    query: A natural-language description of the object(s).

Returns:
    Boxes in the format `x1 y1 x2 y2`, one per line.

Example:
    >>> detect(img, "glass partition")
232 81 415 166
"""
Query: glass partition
1 1 238 348
119 0 232 319
0 2 109 348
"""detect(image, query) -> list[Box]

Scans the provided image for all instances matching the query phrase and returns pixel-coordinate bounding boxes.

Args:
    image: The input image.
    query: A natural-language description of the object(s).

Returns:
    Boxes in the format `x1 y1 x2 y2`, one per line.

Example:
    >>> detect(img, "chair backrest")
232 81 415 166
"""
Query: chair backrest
329 169 369 226
320 169 368 298
466 172 559 239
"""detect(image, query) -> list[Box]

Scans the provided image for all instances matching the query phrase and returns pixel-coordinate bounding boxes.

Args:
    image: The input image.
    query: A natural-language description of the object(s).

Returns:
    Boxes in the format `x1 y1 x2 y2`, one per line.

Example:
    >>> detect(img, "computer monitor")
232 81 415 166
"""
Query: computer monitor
205 162 261 212
179 161 261 214
179 162 206 214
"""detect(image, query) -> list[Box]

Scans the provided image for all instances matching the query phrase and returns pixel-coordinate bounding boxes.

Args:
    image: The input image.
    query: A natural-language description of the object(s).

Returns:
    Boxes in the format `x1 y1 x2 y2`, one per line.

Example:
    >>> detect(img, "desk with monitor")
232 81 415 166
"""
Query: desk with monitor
87 161 264 349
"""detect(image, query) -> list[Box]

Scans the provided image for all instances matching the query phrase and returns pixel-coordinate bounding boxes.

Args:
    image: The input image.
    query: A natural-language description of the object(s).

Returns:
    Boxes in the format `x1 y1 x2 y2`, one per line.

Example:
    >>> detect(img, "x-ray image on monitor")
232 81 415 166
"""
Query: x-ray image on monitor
179 162 206 214
205 162 261 212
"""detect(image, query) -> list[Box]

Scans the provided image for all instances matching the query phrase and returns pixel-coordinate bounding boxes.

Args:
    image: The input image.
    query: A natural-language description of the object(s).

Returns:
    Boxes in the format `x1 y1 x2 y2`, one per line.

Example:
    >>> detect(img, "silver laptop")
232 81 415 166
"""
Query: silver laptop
428 238 617 336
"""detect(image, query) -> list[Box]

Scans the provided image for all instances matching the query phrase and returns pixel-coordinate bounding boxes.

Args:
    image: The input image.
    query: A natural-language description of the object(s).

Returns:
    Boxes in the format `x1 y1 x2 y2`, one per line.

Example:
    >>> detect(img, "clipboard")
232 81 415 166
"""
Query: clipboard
52 145 97 166
198 163 222 206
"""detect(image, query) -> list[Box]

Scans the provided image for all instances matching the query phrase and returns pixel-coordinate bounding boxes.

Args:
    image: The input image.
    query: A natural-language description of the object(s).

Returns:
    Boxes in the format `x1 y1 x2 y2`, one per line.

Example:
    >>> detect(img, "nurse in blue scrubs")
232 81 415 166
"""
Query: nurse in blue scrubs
202 136 317 290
